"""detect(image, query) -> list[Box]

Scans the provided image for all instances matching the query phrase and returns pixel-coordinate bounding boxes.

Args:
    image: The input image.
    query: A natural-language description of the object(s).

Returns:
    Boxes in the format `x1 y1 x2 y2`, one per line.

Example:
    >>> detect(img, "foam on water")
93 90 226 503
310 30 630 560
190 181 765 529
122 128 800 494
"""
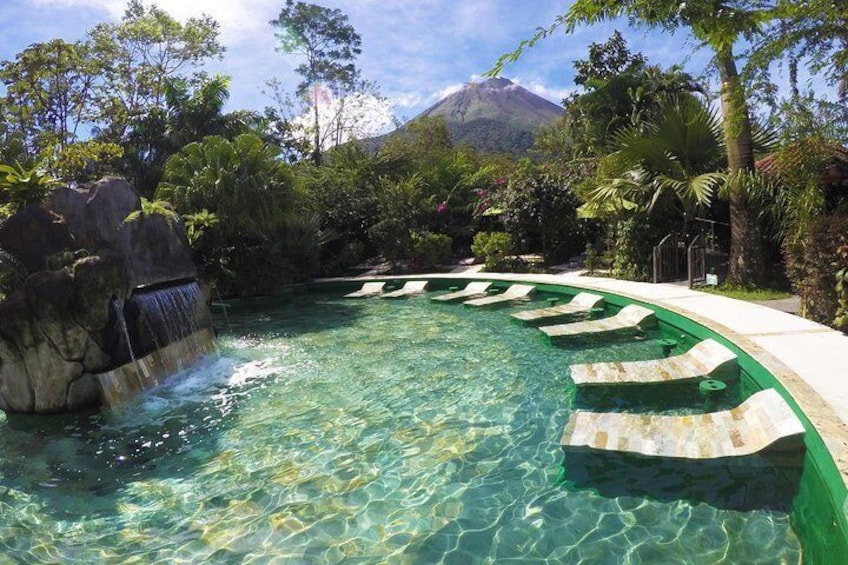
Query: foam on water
0 294 803 563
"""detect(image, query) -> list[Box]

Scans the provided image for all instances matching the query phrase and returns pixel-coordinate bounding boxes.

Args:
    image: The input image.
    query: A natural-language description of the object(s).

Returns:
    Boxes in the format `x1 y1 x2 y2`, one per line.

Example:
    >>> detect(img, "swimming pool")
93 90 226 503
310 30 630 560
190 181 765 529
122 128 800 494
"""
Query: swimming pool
0 285 815 562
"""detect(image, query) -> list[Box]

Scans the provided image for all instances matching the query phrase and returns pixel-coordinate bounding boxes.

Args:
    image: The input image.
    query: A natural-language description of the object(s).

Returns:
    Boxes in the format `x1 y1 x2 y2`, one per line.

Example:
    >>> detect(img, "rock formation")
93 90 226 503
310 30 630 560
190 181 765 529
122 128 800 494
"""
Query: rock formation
0 177 206 414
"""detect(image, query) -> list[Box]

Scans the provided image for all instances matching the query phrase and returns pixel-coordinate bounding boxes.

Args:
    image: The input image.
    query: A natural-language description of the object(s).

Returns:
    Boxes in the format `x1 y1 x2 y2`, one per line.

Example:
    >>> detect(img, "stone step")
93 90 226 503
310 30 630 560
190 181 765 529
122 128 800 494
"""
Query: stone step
570 338 738 386
561 388 806 460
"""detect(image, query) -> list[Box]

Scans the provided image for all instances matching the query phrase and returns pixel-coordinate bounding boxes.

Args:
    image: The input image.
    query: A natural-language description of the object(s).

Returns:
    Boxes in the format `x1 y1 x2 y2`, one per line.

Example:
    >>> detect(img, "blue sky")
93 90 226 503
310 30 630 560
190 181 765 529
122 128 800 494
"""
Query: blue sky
0 0 800 122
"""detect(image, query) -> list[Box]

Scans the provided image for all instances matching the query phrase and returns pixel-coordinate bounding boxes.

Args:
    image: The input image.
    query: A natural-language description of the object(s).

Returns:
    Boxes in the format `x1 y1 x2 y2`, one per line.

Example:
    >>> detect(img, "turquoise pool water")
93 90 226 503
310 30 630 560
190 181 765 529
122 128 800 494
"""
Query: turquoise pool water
0 293 803 563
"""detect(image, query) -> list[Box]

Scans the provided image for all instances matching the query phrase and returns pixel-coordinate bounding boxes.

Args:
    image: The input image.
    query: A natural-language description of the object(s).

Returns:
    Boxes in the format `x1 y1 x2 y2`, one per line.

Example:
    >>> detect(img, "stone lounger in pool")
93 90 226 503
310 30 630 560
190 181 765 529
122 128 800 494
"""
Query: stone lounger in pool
540 304 657 341
511 292 605 325
430 281 492 302
570 338 739 386
344 281 386 298
380 280 429 298
463 284 535 307
561 388 806 460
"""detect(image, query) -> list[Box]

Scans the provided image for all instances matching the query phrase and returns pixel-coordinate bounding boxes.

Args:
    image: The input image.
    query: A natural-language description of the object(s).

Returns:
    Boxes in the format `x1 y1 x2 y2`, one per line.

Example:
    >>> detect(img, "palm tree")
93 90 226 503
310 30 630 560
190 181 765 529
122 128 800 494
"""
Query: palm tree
492 0 776 284
157 133 298 242
582 95 725 222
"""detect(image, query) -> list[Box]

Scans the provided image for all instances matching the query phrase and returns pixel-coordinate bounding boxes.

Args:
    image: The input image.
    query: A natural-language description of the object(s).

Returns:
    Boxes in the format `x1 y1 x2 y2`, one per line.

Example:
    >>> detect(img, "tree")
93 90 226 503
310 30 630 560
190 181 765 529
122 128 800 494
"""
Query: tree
492 1 774 285
0 38 121 181
270 0 362 165
118 73 255 195
752 1 848 102
88 0 224 143
535 32 702 162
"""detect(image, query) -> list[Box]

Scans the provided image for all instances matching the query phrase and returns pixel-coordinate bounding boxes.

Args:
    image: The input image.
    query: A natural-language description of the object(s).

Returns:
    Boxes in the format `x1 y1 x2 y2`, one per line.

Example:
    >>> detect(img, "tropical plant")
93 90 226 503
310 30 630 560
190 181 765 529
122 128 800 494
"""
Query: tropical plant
123 198 180 226
595 95 726 218
157 133 311 292
158 134 297 241
0 161 60 210
183 209 220 247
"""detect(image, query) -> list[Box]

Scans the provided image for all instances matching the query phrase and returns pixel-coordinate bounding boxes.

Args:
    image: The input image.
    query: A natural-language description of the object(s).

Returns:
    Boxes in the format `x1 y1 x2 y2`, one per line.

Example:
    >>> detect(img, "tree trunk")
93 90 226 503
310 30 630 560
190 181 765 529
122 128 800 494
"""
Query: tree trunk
312 88 322 166
716 45 764 286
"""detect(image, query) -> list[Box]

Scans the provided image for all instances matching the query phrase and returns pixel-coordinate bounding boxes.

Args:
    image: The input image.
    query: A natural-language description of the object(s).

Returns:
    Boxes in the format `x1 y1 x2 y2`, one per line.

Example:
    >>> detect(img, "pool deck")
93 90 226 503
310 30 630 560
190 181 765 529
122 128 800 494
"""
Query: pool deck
320 271 848 487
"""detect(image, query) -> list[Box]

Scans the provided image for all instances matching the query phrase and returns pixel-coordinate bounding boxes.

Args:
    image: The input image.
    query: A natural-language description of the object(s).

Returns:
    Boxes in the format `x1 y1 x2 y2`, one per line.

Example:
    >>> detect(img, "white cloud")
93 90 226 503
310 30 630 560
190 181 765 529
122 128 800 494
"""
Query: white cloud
31 0 279 45
290 88 395 151
510 78 572 106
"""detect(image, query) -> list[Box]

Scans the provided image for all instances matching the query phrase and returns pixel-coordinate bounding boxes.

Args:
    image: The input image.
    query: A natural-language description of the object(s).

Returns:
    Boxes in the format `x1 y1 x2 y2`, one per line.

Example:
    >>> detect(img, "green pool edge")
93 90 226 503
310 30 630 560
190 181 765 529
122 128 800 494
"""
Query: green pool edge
301 276 848 563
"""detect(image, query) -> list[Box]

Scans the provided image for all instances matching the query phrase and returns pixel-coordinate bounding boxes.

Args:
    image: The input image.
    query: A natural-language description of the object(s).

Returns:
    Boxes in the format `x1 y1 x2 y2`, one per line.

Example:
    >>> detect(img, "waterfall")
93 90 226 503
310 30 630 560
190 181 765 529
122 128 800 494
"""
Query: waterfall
111 297 136 364
133 281 204 347
97 281 215 407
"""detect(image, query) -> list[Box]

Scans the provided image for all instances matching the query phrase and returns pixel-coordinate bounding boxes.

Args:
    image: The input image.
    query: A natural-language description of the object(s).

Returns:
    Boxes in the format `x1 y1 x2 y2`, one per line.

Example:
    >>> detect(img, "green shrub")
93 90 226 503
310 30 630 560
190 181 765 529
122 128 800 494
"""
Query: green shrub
785 213 848 327
835 247 848 332
584 242 599 274
369 218 412 261
494 161 585 263
411 231 452 267
472 231 514 271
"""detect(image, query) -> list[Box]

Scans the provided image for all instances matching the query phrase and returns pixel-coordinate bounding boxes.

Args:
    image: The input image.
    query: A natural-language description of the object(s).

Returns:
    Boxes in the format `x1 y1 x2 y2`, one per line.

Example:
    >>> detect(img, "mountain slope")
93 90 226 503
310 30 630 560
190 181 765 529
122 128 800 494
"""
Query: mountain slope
370 78 564 156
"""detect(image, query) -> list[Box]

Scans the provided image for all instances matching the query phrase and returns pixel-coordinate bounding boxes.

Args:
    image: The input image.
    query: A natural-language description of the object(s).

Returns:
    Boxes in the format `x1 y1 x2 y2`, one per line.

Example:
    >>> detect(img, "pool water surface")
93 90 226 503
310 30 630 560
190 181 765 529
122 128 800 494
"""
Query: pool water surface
0 294 803 563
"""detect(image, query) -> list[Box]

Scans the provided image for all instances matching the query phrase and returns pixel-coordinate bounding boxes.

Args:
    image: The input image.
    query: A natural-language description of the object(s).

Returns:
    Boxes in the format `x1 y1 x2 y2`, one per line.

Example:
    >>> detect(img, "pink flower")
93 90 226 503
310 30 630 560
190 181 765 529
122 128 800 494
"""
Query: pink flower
494 178 506 185
475 188 487 198
436 201 447 213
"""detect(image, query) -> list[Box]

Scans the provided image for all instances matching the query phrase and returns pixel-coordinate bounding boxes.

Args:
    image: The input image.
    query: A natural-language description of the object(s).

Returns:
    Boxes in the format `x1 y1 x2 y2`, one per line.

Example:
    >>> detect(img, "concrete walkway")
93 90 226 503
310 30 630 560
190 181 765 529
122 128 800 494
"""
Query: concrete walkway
321 270 848 486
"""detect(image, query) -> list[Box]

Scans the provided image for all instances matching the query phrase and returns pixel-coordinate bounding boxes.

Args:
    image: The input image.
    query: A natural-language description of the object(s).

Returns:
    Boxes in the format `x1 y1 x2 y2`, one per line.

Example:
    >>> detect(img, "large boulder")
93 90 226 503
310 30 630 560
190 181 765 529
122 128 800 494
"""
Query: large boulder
0 204 77 272
115 209 197 288
48 177 140 251
48 177 196 288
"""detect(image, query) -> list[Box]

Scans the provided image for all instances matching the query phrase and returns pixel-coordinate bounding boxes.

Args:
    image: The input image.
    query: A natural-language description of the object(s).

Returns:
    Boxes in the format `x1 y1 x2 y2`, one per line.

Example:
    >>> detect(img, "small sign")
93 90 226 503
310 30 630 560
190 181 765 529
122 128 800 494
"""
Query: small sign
705 273 719 286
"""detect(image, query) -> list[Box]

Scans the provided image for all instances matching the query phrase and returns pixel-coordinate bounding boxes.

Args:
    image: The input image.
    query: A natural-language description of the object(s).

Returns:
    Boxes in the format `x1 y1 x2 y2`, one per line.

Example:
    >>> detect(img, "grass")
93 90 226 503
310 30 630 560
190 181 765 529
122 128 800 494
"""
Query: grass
697 284 794 301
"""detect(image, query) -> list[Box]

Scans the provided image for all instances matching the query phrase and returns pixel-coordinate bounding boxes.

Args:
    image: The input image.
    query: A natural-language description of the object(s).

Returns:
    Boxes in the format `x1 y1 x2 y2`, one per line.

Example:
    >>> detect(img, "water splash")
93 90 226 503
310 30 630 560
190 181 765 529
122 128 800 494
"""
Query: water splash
111 297 136 364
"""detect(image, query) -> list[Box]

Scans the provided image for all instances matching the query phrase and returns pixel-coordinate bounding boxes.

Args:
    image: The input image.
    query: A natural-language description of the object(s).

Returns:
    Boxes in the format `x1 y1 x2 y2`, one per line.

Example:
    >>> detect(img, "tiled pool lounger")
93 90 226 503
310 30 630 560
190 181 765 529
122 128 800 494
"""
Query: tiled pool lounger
570 338 738 386
561 388 806 460
511 292 605 325
541 304 656 340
